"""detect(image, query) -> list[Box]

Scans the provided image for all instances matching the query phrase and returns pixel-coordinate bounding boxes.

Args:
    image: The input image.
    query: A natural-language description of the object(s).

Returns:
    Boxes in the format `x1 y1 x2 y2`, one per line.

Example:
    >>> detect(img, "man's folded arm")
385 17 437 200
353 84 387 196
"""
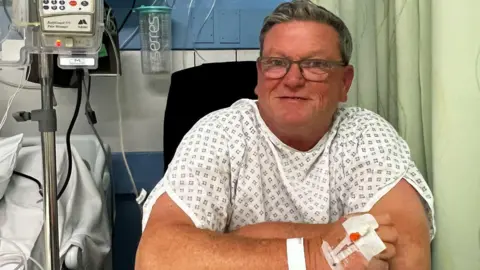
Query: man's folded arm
368 179 431 270
135 193 325 270
232 180 432 270
231 221 333 239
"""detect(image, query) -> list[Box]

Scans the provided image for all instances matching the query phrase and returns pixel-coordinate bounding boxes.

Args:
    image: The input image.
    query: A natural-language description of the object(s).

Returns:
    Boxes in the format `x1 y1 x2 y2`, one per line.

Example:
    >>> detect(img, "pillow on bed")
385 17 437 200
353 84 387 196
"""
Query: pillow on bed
0 134 24 199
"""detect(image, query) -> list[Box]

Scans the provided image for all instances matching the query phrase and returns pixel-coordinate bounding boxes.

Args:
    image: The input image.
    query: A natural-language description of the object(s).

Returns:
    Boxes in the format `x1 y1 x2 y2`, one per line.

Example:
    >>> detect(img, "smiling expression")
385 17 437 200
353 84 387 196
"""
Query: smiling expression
255 20 354 131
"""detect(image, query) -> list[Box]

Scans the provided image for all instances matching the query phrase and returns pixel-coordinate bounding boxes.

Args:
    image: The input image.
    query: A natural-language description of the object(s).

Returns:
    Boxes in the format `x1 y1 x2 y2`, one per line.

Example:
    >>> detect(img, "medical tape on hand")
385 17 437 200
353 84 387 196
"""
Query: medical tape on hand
321 214 387 269
286 238 307 270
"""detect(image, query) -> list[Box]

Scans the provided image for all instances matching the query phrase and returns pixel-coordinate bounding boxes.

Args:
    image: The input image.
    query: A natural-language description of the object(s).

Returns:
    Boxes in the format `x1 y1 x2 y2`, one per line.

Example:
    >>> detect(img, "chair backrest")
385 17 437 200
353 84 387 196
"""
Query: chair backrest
163 61 258 173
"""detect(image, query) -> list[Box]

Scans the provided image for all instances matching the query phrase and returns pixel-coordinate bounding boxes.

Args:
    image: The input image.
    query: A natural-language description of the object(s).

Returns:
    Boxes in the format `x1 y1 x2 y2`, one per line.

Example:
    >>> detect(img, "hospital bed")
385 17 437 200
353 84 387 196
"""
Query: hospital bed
0 135 113 270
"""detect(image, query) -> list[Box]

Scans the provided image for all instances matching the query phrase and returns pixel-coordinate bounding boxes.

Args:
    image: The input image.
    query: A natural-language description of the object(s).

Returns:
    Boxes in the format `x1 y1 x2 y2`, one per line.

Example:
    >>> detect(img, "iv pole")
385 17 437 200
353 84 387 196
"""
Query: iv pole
15 54 61 270
38 53 61 270
10 1 102 269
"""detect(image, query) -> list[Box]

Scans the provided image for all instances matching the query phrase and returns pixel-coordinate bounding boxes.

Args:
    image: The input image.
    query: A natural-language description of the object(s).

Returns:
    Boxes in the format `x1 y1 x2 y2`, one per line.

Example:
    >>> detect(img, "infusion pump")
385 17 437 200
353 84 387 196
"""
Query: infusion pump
39 0 100 48
37 0 104 68
2 0 103 68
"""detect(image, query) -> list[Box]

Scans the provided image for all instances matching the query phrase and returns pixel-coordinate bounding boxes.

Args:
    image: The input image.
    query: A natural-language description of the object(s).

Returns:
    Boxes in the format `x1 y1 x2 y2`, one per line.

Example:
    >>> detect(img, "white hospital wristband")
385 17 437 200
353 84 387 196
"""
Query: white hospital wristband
286 238 307 270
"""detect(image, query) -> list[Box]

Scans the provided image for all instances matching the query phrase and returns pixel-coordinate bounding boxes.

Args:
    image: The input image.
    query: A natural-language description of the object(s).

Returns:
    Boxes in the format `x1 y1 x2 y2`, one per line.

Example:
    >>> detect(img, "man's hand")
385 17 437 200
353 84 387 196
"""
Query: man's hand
367 260 389 270
321 214 398 270
338 213 397 270
231 214 397 270
137 193 332 270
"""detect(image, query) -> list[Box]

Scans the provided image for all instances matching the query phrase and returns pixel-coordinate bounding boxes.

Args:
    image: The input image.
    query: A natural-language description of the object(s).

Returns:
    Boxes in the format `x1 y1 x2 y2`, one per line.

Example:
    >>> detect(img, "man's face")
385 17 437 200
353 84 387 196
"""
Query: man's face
256 20 354 128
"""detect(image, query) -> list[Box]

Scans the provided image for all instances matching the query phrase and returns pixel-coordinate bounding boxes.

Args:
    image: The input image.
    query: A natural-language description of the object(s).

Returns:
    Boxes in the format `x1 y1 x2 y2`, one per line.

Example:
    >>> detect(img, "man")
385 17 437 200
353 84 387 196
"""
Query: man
136 0 435 269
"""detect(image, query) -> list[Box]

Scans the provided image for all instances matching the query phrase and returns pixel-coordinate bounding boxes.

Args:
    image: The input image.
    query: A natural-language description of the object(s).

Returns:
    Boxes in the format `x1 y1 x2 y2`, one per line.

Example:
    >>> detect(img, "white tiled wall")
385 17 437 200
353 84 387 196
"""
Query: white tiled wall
237 50 260 61
172 51 196 72
194 50 237 66
0 50 259 152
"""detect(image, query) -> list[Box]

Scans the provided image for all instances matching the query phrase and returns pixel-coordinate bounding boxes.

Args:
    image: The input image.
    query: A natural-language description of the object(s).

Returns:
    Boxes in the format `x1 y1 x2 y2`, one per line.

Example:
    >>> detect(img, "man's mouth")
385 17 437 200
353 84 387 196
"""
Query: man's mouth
279 97 308 100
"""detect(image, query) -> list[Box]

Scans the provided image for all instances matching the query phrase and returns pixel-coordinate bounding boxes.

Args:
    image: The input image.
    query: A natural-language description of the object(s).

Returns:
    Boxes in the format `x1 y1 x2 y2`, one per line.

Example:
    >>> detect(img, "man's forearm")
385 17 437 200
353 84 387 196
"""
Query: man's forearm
231 222 333 240
136 223 324 270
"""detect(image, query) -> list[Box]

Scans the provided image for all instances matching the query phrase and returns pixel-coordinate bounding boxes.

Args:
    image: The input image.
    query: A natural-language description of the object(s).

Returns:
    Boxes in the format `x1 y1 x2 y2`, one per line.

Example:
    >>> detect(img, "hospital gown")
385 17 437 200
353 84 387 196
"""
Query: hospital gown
143 99 435 237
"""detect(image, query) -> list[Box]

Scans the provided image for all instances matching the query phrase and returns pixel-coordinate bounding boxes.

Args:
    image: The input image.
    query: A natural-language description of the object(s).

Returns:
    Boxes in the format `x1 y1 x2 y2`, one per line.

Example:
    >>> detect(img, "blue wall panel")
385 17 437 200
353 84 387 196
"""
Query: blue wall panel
111 152 164 194
108 0 286 50
111 152 164 269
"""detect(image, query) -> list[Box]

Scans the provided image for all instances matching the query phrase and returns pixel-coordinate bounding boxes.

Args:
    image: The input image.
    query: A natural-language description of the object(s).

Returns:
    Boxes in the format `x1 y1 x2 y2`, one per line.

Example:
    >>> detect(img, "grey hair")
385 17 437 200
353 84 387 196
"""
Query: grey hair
259 0 353 65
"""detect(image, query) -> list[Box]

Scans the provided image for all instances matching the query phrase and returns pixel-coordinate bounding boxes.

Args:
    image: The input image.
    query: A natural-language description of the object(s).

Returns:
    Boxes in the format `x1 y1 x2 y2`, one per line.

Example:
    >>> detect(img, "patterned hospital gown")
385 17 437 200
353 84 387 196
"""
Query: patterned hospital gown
143 99 435 237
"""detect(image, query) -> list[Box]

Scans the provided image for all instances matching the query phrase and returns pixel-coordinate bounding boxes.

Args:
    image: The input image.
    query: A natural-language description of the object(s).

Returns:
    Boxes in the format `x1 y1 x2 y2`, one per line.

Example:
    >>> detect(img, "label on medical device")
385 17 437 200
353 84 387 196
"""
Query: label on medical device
59 56 96 67
43 15 92 33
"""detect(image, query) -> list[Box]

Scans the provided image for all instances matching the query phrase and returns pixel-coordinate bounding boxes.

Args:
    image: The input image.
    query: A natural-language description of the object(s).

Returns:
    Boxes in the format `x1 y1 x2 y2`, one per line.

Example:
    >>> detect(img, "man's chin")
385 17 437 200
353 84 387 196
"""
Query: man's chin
276 117 311 128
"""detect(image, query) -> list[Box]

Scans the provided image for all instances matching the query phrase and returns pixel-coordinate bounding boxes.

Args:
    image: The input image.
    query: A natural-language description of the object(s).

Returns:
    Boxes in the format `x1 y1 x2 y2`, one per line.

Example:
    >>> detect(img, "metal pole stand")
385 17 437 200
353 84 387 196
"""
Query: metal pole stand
13 54 60 270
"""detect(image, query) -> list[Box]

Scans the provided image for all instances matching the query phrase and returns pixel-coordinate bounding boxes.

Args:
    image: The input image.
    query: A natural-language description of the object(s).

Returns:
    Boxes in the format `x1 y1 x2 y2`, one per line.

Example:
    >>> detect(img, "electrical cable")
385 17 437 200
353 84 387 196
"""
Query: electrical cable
106 29 145 209
13 170 43 195
0 254 45 270
82 73 117 264
57 70 83 200
117 0 137 33
105 6 116 33
2 0 12 23
82 73 116 236
0 66 30 131
1 0 25 43
83 75 109 160
192 0 217 62
0 237 28 270
0 28 12 45
107 28 138 198
0 67 70 90
29 256 44 270
10 70 83 201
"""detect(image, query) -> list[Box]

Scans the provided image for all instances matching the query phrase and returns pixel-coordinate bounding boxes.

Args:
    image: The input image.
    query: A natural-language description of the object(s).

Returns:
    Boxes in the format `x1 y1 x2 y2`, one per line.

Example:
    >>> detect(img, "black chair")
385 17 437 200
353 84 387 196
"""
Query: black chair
163 61 258 173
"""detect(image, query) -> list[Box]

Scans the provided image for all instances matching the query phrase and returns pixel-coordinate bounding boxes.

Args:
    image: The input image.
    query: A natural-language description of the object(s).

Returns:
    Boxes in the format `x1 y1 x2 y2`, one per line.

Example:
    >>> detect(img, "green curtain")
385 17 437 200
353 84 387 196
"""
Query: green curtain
312 0 480 269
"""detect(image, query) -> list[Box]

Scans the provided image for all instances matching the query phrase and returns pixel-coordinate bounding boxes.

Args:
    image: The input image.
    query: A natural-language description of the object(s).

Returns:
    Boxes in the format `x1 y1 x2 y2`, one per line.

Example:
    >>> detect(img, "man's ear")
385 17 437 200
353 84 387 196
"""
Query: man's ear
340 65 354 102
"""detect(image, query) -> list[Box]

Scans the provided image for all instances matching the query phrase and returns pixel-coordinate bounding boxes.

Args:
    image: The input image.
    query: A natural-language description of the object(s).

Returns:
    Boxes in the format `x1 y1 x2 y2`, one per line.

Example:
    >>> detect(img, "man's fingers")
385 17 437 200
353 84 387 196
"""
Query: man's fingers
375 225 398 244
376 243 396 261
368 258 389 270
374 214 392 225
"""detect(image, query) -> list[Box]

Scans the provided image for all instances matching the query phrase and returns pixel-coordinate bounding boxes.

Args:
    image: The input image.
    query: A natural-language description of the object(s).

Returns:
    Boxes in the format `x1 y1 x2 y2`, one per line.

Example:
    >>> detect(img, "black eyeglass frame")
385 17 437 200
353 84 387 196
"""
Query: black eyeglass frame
257 56 348 82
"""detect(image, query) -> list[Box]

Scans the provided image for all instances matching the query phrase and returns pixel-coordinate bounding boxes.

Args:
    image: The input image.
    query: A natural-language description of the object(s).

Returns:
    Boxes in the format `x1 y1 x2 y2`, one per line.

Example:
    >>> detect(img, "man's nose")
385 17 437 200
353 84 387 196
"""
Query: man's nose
283 64 306 89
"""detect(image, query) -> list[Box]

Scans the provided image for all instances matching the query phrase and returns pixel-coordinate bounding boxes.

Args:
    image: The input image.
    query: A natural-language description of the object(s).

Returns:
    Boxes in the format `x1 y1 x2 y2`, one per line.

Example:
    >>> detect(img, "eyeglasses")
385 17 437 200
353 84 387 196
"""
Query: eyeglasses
257 57 347 82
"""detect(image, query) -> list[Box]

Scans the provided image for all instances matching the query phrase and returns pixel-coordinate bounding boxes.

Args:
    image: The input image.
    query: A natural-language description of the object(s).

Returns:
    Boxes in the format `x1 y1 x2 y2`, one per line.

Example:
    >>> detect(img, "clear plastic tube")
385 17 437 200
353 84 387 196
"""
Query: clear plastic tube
190 0 217 62
0 237 28 269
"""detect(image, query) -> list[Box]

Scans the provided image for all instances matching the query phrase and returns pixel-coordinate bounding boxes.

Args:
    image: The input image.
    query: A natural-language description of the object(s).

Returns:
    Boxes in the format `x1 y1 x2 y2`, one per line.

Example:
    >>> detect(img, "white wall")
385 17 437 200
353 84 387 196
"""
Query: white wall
0 50 259 152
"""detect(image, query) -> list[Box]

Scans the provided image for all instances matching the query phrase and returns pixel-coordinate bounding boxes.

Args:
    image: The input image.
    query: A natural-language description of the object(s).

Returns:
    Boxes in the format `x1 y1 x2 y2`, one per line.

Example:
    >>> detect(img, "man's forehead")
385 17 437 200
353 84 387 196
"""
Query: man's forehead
263 48 331 59
262 21 341 59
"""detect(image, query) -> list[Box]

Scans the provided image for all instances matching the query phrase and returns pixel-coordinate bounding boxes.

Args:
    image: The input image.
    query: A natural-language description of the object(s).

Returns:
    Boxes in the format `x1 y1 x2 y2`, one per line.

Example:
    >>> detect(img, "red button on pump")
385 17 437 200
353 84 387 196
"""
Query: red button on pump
55 40 62 47
69 1 77 6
